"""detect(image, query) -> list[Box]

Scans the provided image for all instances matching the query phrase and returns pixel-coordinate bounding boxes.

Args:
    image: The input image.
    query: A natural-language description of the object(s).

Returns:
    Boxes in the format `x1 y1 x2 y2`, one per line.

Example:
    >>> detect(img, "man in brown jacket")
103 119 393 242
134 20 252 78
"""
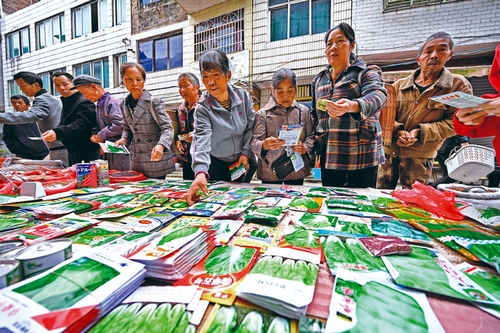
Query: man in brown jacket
377 32 472 189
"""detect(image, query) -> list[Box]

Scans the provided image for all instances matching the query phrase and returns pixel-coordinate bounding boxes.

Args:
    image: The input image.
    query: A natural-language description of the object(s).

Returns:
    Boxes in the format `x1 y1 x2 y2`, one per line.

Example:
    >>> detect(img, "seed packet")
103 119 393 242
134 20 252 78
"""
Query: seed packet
233 223 280 252
321 236 386 275
326 268 445 333
212 199 254 219
229 162 246 181
202 300 298 333
204 219 244 244
288 197 324 213
175 245 259 305
244 206 284 226
383 246 500 305
359 236 412 256
183 202 222 217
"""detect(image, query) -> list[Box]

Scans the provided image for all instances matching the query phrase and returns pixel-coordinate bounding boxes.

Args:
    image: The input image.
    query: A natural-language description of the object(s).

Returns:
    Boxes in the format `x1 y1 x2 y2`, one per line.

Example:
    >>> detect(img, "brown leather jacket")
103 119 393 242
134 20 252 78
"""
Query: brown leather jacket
384 67 472 159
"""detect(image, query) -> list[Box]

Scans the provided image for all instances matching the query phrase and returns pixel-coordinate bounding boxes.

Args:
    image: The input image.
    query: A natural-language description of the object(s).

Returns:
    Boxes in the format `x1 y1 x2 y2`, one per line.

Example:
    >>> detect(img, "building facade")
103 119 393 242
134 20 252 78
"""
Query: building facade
1 0 133 111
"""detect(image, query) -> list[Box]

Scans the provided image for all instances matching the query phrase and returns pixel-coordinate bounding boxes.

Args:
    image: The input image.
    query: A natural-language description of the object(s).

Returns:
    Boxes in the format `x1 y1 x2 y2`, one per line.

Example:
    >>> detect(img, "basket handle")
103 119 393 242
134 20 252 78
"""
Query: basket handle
447 146 460 159
462 186 488 193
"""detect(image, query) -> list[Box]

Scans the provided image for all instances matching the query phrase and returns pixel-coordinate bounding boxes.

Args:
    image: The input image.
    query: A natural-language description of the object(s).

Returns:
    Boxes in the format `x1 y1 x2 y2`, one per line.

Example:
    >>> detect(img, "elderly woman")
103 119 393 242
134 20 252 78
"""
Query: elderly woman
311 22 387 188
114 62 175 179
175 73 201 180
185 49 255 204
251 68 315 185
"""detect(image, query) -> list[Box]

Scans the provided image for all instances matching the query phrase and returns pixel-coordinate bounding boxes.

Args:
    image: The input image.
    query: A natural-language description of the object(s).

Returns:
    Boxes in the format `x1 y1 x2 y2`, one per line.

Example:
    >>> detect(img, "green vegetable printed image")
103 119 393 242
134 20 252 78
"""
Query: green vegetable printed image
206 303 293 333
89 302 195 333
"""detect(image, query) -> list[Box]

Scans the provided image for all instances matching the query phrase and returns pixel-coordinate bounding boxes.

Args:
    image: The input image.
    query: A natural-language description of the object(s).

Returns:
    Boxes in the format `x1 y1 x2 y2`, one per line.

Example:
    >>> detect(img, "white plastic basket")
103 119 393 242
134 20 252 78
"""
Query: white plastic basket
445 144 496 182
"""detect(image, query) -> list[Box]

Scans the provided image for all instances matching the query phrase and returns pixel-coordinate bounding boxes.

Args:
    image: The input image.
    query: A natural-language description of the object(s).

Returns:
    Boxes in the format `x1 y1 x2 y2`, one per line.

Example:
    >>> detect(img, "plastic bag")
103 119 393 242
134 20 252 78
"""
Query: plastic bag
392 181 464 221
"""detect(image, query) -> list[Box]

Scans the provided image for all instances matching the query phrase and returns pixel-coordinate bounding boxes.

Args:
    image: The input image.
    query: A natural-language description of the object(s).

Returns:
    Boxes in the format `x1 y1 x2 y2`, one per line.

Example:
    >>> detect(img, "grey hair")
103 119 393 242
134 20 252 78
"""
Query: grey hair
418 31 454 56
177 72 200 86
271 68 297 89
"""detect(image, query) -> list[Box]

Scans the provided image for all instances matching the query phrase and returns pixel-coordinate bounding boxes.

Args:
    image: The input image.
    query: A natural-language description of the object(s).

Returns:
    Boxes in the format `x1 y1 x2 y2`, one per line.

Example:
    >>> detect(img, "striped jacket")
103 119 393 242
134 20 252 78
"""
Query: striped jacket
311 58 387 170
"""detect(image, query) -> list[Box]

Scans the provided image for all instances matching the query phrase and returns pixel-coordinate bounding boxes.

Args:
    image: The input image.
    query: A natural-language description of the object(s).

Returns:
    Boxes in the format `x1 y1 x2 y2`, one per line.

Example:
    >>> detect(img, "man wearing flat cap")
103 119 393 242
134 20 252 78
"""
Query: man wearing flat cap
4 71 69 166
73 75 131 170
41 72 99 165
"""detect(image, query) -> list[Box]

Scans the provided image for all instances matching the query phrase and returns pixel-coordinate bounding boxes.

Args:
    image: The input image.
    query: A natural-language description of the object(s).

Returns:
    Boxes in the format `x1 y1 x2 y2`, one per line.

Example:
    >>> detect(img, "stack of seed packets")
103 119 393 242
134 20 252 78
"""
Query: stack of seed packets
237 247 321 318
0 213 100 245
86 285 208 333
129 227 216 281
175 245 259 306
325 268 445 333
0 250 146 333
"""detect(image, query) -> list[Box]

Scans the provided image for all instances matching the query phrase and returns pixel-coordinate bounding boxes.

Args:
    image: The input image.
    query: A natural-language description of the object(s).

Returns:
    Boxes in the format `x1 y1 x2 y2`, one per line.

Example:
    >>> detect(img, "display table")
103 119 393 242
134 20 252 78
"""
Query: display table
0 178 498 332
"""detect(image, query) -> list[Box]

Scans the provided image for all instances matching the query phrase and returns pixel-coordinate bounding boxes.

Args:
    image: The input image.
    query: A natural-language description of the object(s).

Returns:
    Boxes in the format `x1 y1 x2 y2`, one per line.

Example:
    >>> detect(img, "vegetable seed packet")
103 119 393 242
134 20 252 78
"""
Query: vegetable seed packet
456 262 500 318
244 206 284 226
202 300 298 333
370 218 433 245
174 245 259 306
161 216 209 231
204 219 244 244
88 285 206 332
286 211 338 230
382 246 500 305
325 268 445 333
237 247 320 319
229 162 247 181
288 197 324 213
233 223 280 252
212 199 254 219
183 202 223 217
321 236 386 275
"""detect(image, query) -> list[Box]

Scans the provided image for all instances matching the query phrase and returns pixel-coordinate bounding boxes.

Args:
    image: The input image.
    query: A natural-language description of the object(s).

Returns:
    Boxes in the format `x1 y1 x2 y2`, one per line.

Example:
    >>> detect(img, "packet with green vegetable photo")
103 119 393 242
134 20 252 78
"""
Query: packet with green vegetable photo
325 268 445 333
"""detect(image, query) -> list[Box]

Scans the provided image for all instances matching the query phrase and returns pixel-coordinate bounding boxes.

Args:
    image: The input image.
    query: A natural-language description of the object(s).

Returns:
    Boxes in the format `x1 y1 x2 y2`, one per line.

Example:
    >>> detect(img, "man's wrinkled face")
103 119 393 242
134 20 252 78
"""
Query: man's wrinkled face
417 38 454 75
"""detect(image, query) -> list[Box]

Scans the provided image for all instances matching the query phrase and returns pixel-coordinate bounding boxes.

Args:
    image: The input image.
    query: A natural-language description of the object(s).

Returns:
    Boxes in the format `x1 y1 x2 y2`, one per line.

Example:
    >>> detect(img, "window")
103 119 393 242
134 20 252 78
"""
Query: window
6 27 30 59
269 0 351 41
39 69 65 96
8 81 22 97
141 0 160 5
138 33 183 72
384 0 460 12
73 0 108 38
36 14 66 50
194 9 244 61
74 58 110 88
114 53 127 87
115 0 127 25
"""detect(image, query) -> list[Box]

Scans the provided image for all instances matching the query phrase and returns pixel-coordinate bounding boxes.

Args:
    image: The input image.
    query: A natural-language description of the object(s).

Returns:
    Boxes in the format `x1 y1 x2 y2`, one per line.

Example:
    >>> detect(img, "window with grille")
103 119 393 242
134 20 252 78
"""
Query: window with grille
6 27 30 59
72 0 108 38
138 33 183 72
74 59 110 88
194 9 244 61
36 14 65 50
383 0 461 12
